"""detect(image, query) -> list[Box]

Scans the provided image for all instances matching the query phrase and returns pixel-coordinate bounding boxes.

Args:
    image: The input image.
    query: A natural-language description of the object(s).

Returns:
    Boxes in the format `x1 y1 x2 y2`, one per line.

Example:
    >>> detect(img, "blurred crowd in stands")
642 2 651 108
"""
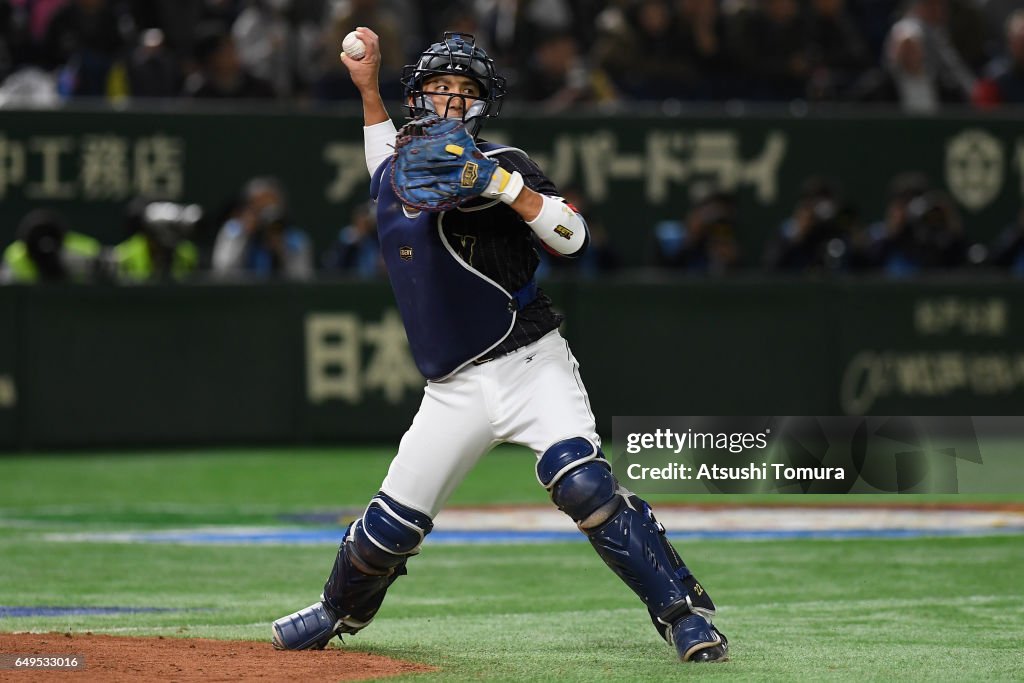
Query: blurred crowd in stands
4 170 1024 283
3 0 1024 283
0 0 1023 111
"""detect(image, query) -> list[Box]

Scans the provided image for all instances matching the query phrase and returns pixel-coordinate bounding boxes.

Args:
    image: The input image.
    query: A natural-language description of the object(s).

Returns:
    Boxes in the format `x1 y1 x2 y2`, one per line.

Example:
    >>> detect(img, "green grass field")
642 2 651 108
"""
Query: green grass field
1 447 1022 681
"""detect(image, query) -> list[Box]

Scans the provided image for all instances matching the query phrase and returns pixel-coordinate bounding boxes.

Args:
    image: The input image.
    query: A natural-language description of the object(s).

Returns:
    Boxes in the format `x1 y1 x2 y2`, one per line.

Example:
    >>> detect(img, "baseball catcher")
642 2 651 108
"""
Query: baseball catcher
271 29 728 664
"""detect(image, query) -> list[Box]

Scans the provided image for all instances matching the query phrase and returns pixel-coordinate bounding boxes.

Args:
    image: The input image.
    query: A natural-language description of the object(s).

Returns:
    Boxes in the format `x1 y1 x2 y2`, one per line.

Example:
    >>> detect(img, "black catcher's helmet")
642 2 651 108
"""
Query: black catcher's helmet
401 32 506 137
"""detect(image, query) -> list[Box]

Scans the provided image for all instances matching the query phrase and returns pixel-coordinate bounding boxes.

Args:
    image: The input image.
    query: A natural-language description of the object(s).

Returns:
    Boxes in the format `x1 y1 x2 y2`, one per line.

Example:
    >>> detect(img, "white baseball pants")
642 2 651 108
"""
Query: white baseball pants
380 329 600 517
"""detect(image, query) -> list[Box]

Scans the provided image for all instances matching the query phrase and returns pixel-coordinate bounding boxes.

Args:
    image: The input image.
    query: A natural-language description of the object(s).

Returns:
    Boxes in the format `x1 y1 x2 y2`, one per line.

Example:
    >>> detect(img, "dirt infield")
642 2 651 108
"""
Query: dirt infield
0 633 436 682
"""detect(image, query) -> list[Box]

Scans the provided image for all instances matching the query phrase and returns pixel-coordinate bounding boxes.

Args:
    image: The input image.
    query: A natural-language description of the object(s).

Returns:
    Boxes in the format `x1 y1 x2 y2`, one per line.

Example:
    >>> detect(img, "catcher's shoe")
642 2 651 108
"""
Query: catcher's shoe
272 600 370 651
670 613 729 662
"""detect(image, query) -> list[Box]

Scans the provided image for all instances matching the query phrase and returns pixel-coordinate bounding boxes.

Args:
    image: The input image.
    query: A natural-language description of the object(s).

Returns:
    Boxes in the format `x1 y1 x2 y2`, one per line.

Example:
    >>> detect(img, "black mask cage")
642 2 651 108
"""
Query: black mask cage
400 32 506 136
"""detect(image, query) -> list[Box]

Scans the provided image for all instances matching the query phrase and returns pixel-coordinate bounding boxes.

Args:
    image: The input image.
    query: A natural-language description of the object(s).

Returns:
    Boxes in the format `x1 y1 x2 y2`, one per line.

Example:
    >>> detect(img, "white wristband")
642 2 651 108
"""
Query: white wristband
482 168 525 205
526 194 588 256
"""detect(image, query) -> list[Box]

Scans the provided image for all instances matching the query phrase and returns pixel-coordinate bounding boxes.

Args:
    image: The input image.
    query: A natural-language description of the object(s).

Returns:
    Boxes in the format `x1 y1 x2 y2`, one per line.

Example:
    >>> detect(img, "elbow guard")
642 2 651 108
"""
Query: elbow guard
527 194 589 257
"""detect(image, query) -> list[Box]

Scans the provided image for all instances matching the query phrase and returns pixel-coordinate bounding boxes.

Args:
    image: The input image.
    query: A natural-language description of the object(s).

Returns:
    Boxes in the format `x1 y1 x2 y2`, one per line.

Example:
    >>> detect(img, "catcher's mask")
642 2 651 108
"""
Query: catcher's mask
401 32 506 137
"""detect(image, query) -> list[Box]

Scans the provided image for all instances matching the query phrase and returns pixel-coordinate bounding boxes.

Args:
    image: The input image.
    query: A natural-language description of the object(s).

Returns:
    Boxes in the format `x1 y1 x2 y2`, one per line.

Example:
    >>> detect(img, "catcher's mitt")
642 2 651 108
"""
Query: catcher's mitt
391 115 499 211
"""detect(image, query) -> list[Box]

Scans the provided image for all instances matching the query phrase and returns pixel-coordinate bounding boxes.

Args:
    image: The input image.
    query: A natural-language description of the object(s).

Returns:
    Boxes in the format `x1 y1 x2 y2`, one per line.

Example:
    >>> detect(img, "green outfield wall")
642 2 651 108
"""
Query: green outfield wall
0 107 1022 265
2 278 1023 450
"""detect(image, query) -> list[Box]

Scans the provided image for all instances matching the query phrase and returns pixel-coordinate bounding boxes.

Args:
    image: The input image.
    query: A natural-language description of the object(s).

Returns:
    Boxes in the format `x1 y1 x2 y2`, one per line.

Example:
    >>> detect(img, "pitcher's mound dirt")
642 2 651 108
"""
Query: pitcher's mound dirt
0 632 436 682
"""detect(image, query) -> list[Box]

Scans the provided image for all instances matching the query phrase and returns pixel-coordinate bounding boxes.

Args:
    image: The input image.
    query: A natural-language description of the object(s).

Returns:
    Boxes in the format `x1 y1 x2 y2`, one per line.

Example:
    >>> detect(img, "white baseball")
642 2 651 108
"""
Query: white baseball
342 31 366 60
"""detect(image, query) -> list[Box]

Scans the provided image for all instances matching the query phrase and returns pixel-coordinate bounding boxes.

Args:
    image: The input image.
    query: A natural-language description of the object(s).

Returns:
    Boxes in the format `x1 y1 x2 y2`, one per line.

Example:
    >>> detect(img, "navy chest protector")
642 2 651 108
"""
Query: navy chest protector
371 145 536 380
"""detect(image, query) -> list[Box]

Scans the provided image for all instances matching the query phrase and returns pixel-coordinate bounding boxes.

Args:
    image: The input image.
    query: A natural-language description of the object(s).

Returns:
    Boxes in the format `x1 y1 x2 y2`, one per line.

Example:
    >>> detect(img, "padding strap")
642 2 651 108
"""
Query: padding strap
509 279 538 312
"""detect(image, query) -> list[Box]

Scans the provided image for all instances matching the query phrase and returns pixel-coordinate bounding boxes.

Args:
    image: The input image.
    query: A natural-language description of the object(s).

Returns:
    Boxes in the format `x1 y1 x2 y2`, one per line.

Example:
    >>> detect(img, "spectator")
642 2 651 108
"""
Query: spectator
520 31 616 111
288 0 329 97
183 25 275 99
212 176 313 280
232 0 300 97
321 201 382 278
1 209 101 284
889 0 977 99
479 0 578 70
0 65 60 106
204 0 245 26
419 2 481 58
595 0 695 100
764 177 857 271
0 2 23 79
126 28 181 97
42 0 125 97
106 200 201 282
979 0 1024 56
804 0 871 100
728 0 810 101
653 183 739 274
315 0 404 101
16 0 68 47
847 0 903 58
674 0 731 99
947 0 989 71
848 21 964 112
126 0 243 65
973 10 1024 105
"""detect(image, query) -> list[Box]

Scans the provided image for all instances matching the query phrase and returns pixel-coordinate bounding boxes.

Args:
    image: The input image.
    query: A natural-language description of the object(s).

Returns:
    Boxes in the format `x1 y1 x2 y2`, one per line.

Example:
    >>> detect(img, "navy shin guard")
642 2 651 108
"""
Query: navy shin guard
538 438 727 661
320 525 407 633
272 491 432 651
588 497 704 625
322 493 432 628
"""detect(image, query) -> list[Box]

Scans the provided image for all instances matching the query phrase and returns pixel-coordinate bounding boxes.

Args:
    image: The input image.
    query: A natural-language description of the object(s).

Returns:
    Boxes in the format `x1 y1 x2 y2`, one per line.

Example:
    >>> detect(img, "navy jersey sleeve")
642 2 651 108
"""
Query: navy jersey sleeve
495 151 559 197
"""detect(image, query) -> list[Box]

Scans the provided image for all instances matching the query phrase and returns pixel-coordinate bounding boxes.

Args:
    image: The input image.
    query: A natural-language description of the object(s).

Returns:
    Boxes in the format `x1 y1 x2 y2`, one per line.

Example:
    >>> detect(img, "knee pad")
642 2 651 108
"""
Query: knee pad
537 437 622 529
350 492 433 573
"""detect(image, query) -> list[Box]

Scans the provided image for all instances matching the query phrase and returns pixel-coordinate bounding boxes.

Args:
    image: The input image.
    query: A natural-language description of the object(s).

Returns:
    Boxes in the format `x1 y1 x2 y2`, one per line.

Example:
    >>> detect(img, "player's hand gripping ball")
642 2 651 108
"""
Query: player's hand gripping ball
341 31 366 60
391 115 500 211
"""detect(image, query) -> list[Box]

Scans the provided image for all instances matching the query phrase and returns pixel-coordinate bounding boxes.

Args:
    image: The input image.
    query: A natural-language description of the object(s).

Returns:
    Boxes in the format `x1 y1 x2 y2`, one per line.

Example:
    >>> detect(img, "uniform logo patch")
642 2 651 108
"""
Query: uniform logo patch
399 246 414 261
460 162 479 188
554 225 574 240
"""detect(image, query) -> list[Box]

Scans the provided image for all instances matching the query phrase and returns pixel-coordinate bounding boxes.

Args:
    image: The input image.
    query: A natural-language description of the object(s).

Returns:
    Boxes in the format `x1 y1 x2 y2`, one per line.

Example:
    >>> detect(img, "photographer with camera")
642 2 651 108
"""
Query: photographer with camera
653 182 739 274
106 198 200 283
212 176 313 281
764 176 857 272
1 209 102 284
1 208 102 282
859 174 966 275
